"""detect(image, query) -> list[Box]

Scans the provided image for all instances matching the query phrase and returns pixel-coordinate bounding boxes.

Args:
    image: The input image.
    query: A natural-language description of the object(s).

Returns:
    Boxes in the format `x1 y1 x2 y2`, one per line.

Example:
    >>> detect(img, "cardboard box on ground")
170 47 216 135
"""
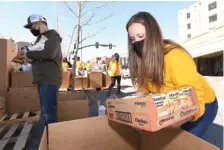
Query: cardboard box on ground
103 72 111 88
74 76 89 89
60 71 70 90
7 87 40 114
39 116 218 150
89 71 103 88
0 97 6 118
11 71 35 87
57 92 88 121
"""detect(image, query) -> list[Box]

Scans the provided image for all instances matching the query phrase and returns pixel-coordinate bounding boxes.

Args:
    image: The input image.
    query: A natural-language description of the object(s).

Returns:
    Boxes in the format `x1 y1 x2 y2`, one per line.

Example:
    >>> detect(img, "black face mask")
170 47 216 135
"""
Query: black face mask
132 40 144 57
30 29 40 37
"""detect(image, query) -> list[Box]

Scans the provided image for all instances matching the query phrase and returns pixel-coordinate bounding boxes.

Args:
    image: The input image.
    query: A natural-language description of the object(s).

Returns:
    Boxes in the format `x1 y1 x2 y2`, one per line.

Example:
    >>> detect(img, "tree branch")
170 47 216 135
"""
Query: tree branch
79 27 106 44
66 25 78 57
81 13 114 27
63 1 78 18
81 2 115 17
81 1 89 9
81 12 96 27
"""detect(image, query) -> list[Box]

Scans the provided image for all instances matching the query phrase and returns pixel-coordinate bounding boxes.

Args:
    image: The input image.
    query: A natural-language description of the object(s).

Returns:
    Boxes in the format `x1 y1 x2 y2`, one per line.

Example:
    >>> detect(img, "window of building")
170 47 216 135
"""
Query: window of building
208 1 217 11
209 14 217 23
187 13 190 19
187 23 191 29
187 34 191 39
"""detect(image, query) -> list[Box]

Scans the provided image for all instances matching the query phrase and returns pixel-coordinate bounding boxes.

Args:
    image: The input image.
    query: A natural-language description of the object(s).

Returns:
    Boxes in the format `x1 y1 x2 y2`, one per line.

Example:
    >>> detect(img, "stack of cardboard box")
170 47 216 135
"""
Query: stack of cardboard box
8 71 39 114
0 39 17 97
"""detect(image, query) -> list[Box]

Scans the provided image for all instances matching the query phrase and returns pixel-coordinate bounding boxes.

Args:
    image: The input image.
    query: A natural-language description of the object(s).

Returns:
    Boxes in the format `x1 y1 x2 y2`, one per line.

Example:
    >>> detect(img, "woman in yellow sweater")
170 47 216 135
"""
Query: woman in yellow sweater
107 53 122 97
126 12 218 139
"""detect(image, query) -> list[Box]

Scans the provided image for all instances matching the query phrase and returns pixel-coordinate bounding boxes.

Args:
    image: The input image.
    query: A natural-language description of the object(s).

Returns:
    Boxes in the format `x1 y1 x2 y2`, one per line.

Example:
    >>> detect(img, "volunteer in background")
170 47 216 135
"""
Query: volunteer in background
76 56 84 76
64 57 72 68
86 61 93 72
20 14 62 124
126 12 218 139
62 57 72 72
107 53 122 97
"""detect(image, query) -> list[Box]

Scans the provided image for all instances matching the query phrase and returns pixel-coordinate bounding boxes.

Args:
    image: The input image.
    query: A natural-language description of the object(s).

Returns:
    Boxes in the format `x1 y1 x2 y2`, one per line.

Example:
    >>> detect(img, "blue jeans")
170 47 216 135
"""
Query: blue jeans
181 98 218 139
38 84 59 124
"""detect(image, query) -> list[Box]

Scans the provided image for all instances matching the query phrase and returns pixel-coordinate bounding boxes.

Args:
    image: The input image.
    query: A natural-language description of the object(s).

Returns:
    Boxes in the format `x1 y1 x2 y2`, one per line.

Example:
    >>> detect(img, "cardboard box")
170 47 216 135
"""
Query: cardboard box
67 68 73 74
60 71 71 90
11 71 35 87
0 97 6 118
58 100 89 122
58 92 89 121
74 76 89 89
107 87 199 132
58 91 86 101
89 71 103 88
0 39 17 92
39 116 218 150
7 87 40 114
103 72 111 88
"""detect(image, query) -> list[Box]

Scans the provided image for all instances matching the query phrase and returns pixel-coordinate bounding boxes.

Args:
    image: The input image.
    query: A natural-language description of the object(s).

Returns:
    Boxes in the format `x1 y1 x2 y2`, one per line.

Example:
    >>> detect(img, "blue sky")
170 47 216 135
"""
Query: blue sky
0 1 196 61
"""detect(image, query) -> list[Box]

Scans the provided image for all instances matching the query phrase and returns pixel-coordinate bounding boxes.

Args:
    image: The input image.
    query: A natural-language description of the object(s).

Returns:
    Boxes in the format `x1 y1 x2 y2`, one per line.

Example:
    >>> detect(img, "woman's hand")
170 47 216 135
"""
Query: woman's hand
135 91 149 97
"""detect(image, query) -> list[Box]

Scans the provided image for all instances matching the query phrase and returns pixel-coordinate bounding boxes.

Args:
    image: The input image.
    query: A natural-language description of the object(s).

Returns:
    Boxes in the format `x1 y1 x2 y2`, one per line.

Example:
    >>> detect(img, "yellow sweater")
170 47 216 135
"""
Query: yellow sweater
138 46 215 121
62 62 68 72
76 61 84 69
108 60 122 76
86 63 93 70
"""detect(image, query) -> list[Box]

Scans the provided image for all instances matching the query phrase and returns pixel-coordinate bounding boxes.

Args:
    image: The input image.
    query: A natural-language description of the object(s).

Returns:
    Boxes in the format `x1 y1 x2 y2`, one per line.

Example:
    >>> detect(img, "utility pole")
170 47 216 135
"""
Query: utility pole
71 2 81 92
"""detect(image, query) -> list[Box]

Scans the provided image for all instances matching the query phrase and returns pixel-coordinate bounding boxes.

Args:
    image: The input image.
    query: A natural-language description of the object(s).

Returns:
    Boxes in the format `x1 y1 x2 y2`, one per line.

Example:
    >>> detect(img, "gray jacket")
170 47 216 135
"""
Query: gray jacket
26 29 62 86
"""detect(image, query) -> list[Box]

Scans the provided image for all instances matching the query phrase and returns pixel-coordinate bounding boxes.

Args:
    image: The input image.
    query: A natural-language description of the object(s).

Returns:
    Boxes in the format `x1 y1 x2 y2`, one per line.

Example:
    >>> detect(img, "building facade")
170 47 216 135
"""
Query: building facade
178 0 224 41
178 0 223 76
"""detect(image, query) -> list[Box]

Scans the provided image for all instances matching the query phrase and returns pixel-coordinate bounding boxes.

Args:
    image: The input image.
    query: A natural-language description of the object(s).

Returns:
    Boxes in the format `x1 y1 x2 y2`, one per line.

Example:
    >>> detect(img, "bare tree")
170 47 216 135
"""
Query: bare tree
63 1 114 91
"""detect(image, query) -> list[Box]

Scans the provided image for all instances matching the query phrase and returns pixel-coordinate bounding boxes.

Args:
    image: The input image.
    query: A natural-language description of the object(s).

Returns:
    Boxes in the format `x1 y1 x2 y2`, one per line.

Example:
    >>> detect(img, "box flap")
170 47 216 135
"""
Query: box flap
39 116 139 150
57 100 89 121
39 129 48 150
58 92 86 101
140 128 219 150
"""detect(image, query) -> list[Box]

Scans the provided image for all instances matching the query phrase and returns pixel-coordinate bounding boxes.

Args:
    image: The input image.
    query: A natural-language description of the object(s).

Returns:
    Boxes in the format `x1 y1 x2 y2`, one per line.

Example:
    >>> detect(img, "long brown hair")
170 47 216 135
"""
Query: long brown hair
126 12 192 87
114 53 120 62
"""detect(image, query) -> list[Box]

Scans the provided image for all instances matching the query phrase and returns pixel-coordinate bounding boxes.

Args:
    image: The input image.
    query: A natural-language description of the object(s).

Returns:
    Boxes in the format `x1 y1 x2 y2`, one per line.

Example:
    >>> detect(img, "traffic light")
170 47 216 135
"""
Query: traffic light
74 43 76 49
96 42 99 48
109 43 112 49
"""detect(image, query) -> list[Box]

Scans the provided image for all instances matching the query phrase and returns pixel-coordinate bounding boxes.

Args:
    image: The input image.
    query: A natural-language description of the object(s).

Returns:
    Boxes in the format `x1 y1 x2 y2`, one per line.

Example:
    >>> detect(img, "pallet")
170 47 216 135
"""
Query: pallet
0 111 40 126
59 88 68 92
0 112 40 150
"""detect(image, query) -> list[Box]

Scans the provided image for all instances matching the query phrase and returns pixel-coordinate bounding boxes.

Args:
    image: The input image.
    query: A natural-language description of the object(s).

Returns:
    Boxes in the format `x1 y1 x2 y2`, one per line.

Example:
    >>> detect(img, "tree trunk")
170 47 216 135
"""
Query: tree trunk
71 2 82 91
